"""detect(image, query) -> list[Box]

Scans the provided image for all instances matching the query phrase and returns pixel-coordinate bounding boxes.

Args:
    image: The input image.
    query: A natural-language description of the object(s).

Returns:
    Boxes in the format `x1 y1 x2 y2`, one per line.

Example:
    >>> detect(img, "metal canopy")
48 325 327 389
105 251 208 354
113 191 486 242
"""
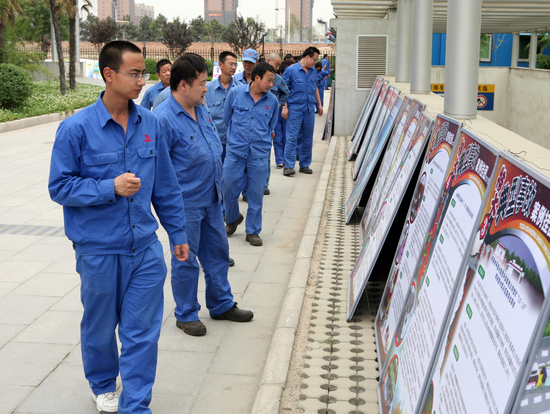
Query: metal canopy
331 0 550 33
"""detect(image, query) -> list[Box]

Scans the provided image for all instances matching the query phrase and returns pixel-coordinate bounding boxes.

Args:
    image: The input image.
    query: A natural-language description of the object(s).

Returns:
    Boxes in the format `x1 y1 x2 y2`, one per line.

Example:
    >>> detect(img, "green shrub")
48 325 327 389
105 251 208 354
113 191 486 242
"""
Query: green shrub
0 64 33 109
144 58 157 74
205 59 214 77
149 74 159 81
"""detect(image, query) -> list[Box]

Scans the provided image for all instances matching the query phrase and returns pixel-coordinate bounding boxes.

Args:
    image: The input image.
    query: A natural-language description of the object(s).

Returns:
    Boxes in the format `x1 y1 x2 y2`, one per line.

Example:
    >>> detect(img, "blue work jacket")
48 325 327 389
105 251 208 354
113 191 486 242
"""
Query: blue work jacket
140 82 167 110
154 95 223 208
205 77 238 145
233 71 251 85
152 87 171 110
316 69 330 88
224 84 279 159
269 74 290 106
48 92 187 255
282 62 318 112
322 58 330 72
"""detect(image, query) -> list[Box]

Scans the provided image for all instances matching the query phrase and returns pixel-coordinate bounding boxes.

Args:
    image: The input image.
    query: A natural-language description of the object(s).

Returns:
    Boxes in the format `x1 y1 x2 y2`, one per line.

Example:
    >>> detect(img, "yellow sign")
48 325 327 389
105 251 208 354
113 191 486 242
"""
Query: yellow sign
430 84 495 93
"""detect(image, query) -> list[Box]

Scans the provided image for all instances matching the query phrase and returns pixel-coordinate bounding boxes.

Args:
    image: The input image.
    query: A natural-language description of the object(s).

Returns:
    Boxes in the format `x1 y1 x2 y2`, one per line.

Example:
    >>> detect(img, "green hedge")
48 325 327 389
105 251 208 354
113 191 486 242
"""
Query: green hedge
0 64 33 109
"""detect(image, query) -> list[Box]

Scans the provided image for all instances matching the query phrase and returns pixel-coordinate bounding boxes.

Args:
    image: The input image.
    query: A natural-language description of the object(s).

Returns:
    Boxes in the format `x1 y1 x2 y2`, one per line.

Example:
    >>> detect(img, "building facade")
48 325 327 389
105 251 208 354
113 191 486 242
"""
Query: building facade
97 0 135 23
204 0 238 26
134 3 154 26
286 0 314 42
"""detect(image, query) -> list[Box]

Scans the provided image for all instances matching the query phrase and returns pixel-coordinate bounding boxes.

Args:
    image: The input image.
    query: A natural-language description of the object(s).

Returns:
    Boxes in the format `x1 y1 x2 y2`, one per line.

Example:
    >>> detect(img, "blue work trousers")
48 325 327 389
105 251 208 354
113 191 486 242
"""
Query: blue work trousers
273 107 286 165
223 153 269 235
318 87 325 108
284 110 315 169
76 240 166 414
170 204 234 321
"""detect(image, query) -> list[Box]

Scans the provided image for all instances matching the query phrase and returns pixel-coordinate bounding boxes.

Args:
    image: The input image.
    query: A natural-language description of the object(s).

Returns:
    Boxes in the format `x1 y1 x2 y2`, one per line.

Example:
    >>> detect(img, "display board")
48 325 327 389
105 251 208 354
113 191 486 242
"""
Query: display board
359 99 425 243
347 76 384 160
419 152 550 414
378 130 499 414
353 87 400 180
375 114 463 368
322 80 336 144
347 105 431 321
345 96 404 224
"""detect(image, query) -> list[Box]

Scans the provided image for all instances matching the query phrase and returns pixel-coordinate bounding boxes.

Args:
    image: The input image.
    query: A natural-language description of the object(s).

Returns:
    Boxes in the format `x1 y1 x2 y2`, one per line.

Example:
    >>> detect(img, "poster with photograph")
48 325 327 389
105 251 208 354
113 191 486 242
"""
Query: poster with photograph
378 130 499 414
360 99 425 244
353 87 400 180
347 109 432 321
375 115 462 369
348 77 384 160
420 153 550 414
345 96 404 224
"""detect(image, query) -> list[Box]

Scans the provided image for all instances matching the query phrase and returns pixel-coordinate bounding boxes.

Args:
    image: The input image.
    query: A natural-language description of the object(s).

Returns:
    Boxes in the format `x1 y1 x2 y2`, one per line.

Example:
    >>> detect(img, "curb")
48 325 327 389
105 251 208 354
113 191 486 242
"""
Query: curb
251 136 338 414
0 110 81 134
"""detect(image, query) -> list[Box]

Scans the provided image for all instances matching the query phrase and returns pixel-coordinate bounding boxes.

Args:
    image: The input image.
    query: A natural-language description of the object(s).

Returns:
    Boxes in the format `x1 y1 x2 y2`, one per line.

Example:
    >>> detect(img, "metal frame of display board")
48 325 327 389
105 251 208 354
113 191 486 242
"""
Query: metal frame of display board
322 80 336 144
377 130 501 414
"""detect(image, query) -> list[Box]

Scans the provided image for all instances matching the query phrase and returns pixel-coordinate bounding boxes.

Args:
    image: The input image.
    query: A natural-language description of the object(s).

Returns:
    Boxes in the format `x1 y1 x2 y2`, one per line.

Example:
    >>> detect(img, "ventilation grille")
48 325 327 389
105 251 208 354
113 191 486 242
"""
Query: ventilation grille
357 35 387 89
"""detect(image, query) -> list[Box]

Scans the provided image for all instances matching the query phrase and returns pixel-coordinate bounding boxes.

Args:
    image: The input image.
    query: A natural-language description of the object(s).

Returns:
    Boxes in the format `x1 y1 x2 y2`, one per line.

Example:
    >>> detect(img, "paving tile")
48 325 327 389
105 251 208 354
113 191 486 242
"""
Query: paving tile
50 285 82 312
0 323 26 348
0 281 19 298
0 385 33 414
155 350 214 396
0 294 58 325
11 272 79 297
209 336 270 376
0 234 44 252
13 310 81 345
158 315 228 353
224 305 279 339
150 393 194 413
238 281 288 308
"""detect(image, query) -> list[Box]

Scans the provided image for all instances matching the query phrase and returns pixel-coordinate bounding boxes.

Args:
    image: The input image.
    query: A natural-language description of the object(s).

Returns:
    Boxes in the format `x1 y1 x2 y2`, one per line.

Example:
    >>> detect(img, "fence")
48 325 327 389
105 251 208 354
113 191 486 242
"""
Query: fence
17 45 335 64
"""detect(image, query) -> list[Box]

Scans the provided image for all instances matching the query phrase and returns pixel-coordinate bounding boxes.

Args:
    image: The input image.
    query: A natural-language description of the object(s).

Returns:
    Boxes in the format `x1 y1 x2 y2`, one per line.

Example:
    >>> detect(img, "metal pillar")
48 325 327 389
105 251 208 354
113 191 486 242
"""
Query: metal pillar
410 0 433 94
529 32 538 69
395 0 413 83
50 11 57 62
443 0 482 119
511 33 519 68
75 1 80 64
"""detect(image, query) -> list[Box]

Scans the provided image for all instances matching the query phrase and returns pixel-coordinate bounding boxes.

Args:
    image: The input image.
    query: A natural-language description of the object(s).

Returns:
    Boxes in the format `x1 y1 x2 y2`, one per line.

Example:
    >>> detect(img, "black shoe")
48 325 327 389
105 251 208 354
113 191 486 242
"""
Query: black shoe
176 320 206 336
264 187 270 195
212 303 253 322
242 195 248 203
276 164 284 169
296 155 300 161
246 233 263 246
226 213 244 236
283 168 295 176
299 167 313 174
229 258 235 267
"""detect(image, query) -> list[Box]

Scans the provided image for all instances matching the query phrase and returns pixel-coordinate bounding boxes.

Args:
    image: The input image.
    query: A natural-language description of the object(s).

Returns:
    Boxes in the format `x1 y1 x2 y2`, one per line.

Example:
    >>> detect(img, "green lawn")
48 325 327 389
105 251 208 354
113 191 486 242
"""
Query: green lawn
0 81 104 123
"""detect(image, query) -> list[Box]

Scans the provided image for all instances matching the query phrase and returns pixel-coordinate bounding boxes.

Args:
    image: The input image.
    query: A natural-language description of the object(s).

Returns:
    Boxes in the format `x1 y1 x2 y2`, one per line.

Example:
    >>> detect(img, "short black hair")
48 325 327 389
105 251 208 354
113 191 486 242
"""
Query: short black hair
99 41 142 82
283 53 293 60
219 51 237 63
315 62 322 69
323 54 328 58
251 62 276 81
302 46 321 59
170 53 209 91
156 59 171 73
279 63 289 75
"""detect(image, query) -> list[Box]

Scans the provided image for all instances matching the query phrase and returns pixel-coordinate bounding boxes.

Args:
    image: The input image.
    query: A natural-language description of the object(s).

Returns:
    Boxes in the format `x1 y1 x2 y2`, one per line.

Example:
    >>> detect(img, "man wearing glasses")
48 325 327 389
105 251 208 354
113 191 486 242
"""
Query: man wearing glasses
48 41 189 413
282 47 323 177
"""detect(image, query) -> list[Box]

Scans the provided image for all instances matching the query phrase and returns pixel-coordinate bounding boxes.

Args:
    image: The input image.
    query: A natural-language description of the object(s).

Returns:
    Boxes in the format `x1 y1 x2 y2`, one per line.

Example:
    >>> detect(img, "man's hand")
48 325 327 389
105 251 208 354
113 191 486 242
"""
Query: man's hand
272 133 275 140
281 105 289 120
114 173 141 197
174 244 189 262
318 106 324 117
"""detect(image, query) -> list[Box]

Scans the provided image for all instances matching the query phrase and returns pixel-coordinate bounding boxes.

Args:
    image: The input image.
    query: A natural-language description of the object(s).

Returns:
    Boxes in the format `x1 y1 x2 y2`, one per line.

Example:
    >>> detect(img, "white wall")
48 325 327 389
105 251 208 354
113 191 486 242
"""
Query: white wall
331 12 397 136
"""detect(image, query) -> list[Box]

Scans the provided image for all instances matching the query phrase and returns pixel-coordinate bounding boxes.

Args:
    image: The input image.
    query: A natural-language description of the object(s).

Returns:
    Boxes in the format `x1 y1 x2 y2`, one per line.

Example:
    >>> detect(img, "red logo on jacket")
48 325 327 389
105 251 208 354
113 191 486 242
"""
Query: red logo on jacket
265 105 269 110
144 134 152 142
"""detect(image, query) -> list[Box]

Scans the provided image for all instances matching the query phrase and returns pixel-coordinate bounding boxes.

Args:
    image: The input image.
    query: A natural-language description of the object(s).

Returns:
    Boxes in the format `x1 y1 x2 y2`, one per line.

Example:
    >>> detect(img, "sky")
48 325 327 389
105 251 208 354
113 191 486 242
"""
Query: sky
90 0 334 36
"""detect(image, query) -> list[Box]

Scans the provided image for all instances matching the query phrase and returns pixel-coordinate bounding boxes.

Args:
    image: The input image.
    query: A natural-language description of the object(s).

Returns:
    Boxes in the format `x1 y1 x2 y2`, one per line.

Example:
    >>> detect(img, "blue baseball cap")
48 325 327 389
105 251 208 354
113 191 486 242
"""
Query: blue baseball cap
242 49 258 63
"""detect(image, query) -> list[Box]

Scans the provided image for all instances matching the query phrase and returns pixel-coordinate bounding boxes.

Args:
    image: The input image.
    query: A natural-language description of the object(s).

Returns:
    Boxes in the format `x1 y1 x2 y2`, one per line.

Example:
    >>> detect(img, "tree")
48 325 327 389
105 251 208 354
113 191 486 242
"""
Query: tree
137 14 165 42
0 0 23 63
79 14 96 41
161 18 193 59
190 16 206 42
223 15 266 57
88 17 116 52
537 34 550 69
49 0 67 95
205 19 226 42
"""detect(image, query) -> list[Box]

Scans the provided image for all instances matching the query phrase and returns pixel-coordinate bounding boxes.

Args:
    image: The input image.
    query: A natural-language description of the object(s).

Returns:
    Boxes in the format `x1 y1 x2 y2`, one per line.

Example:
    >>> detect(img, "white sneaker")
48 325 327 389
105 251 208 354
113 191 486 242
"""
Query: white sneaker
92 392 119 413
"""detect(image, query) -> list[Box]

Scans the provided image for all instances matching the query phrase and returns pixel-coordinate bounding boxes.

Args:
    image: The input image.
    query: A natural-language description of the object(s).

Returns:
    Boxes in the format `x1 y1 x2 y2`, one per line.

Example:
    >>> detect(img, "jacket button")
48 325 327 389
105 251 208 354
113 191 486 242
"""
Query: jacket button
132 249 136 253
130 198 134 202
109 200 113 203
132 225 135 229
150 150 153 154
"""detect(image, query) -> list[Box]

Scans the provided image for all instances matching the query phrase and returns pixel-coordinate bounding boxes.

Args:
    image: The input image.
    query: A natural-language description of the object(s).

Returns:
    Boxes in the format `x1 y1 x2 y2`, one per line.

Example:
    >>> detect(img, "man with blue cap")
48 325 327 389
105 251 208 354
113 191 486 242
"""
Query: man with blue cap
233 48 258 85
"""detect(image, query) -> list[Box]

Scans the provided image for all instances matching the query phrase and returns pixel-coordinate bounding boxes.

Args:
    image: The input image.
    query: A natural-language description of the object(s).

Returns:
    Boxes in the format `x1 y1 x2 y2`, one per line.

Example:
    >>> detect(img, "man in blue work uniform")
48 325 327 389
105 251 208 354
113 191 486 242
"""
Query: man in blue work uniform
140 58 171 110
223 63 279 246
282 47 323 177
321 54 331 89
154 53 253 337
205 51 238 161
233 48 258 85
264 52 289 194
315 61 330 109
48 41 189 414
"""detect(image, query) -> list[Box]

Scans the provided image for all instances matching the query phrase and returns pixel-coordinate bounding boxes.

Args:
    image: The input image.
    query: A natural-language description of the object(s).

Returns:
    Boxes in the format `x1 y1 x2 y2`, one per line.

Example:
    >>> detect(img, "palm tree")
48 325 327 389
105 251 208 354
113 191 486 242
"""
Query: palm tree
0 0 23 63
49 0 66 95
63 0 92 90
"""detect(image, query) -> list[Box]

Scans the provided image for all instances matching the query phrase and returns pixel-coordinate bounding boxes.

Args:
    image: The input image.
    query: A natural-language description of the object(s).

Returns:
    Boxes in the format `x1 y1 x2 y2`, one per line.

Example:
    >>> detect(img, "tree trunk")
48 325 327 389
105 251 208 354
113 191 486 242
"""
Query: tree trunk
49 0 67 95
69 8 76 90
0 22 5 64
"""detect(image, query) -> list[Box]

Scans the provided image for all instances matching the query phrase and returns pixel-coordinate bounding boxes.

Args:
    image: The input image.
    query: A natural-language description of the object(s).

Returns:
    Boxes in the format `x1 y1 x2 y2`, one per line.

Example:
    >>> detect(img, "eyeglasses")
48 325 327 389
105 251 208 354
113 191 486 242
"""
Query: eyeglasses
224 63 238 68
112 69 150 81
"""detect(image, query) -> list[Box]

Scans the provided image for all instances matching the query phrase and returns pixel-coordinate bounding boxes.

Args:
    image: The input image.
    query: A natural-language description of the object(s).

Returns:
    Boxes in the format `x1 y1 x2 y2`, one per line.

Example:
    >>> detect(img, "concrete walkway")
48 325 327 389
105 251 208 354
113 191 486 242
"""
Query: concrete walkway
0 85 332 413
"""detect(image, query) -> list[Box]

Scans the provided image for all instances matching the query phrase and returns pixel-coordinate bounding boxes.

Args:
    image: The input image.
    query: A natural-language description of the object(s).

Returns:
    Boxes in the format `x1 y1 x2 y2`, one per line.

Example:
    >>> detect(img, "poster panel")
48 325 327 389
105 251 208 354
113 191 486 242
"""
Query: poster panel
347 111 433 321
353 87 400 180
420 153 550 414
347 77 384 160
378 130 499 414
360 99 425 244
344 96 404 224
322 80 336 144
375 114 463 369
